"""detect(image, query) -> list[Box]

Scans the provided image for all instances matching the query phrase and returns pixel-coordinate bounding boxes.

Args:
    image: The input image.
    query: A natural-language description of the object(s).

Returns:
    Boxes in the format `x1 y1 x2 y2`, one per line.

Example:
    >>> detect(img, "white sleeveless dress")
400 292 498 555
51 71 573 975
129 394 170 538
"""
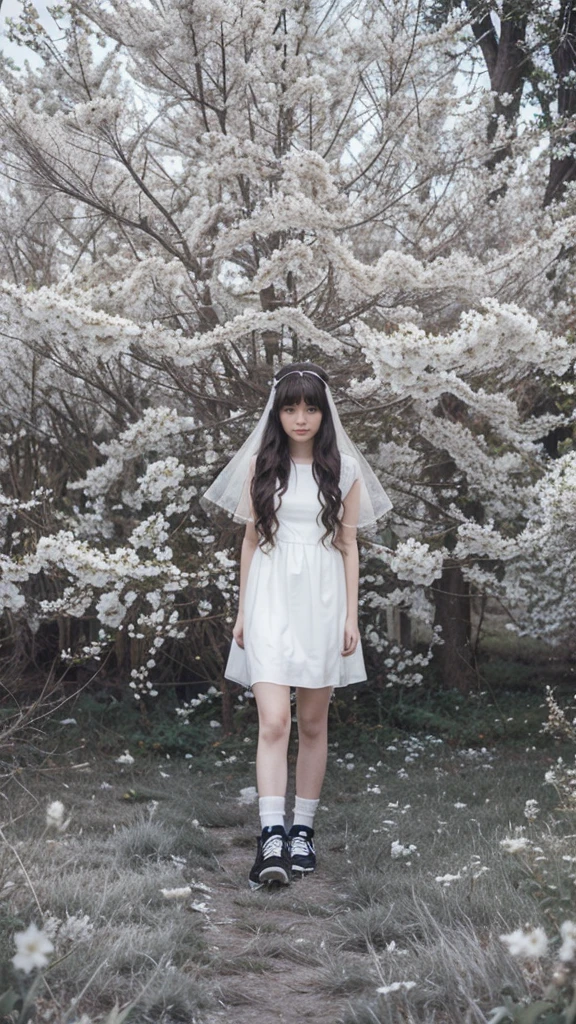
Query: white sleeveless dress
224 453 368 690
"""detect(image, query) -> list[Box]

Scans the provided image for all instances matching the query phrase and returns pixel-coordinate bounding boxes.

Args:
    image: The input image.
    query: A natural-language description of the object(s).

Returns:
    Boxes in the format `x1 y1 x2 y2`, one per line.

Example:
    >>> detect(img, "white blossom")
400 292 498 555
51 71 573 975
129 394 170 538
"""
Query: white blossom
376 981 417 995
116 750 135 765
237 786 258 805
46 800 69 831
500 837 531 854
391 841 418 859
389 539 444 588
499 926 548 960
559 920 576 962
12 923 54 974
160 887 192 900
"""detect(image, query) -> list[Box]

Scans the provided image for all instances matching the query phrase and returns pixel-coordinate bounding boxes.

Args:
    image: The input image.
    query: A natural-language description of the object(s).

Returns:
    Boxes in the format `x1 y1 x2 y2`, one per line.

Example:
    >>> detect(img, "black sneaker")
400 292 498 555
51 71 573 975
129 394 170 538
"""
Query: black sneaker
288 824 316 874
248 825 292 890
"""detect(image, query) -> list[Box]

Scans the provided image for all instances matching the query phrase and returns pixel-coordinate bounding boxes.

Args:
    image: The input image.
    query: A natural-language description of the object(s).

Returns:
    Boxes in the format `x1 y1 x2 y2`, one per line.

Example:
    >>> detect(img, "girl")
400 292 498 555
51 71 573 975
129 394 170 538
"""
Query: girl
200 361 391 889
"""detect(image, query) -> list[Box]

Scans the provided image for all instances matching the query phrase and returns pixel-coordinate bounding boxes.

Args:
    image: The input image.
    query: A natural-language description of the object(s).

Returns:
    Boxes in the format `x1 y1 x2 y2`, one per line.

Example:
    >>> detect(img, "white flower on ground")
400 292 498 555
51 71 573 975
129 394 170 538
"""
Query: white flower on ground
559 920 576 962
376 981 416 995
116 750 135 765
237 786 258 805
391 841 418 859
12 923 54 973
524 799 540 821
160 887 192 900
190 901 213 913
499 926 548 959
43 913 93 945
190 880 213 894
500 837 530 853
46 800 68 831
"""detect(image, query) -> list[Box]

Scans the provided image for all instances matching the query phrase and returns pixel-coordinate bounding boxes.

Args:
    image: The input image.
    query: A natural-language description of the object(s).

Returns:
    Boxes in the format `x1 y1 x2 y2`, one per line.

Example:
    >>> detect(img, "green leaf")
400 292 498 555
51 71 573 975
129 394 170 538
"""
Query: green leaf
515 1002 558 1024
0 987 21 1013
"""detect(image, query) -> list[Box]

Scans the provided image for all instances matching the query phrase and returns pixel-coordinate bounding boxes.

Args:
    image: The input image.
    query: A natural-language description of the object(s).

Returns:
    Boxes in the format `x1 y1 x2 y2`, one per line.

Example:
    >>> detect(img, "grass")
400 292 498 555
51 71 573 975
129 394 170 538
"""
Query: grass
41 648 559 762
1 702 575 1023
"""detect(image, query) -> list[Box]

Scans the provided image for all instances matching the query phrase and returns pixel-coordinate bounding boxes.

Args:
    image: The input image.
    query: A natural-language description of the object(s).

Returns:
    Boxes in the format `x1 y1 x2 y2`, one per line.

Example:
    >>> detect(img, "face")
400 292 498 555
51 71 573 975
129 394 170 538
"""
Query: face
279 398 323 443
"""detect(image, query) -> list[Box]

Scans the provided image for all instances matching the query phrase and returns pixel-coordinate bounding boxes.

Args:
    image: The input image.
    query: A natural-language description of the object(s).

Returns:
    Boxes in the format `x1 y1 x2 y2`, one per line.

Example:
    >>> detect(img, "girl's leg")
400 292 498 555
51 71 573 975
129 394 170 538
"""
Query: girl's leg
294 685 332 802
252 682 292 825
248 683 293 889
289 686 333 874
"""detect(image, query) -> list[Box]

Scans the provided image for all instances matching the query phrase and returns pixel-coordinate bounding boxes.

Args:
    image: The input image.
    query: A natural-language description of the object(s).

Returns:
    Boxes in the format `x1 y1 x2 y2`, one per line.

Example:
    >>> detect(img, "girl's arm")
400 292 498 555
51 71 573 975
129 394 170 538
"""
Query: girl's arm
233 457 259 646
335 478 362 656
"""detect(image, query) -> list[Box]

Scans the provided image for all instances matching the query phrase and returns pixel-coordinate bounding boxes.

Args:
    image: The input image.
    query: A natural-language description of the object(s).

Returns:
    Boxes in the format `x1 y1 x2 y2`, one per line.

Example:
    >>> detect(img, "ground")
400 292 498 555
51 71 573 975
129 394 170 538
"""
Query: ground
1 714 572 1024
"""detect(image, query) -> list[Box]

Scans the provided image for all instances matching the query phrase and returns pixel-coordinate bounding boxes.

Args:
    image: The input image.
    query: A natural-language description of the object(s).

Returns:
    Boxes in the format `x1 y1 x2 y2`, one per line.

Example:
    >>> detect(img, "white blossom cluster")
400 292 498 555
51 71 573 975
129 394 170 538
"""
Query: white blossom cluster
175 685 221 721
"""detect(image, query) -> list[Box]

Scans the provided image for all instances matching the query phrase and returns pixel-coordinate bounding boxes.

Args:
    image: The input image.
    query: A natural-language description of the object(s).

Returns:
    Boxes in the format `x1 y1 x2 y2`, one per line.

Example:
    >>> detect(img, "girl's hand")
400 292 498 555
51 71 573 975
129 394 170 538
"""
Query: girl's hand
233 612 245 649
342 617 360 657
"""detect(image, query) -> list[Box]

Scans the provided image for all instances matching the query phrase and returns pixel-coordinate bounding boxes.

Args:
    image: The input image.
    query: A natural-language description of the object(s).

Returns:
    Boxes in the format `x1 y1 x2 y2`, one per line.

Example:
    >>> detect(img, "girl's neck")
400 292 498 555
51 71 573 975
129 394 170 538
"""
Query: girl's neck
288 440 315 463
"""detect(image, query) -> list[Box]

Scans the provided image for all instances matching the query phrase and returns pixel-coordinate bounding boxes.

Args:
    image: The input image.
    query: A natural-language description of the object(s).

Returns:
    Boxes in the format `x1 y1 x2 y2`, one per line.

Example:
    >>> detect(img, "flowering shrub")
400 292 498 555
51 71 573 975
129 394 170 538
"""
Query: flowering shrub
0 0 576 711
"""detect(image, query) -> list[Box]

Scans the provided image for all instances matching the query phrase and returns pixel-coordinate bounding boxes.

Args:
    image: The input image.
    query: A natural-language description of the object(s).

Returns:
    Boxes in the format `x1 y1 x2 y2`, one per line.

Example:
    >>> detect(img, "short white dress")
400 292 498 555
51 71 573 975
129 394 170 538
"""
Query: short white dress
224 452 368 690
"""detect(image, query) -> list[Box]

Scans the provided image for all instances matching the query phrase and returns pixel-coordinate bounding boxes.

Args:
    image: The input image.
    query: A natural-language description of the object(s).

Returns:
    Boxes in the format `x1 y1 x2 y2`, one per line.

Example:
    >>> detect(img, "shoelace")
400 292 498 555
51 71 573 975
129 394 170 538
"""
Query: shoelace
262 834 285 859
290 834 311 858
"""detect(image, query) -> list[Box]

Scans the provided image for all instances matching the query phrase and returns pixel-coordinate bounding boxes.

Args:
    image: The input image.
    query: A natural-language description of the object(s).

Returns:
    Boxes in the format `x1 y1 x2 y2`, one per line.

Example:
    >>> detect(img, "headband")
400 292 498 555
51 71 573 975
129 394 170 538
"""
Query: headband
272 370 326 390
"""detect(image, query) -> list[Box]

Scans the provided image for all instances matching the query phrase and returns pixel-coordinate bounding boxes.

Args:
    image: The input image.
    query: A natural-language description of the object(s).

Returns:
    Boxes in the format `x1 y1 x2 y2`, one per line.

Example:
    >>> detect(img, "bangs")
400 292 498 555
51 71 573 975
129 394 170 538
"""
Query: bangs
276 374 326 409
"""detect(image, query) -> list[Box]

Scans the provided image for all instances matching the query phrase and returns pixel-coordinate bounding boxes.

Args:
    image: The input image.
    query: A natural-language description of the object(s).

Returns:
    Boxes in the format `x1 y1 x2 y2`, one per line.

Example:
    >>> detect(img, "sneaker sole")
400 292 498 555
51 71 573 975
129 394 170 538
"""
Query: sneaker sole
291 865 315 874
248 873 290 890
258 865 290 884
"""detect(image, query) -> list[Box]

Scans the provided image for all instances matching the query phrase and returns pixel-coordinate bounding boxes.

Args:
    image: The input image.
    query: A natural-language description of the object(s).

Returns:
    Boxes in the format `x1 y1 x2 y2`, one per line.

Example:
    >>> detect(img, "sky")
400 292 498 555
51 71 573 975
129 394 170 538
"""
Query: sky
0 0 63 68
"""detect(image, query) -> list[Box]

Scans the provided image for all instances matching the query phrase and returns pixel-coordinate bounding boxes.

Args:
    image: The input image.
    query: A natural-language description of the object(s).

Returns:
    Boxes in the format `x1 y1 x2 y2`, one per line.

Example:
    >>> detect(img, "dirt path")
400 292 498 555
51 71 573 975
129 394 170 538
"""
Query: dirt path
195 827 355 1023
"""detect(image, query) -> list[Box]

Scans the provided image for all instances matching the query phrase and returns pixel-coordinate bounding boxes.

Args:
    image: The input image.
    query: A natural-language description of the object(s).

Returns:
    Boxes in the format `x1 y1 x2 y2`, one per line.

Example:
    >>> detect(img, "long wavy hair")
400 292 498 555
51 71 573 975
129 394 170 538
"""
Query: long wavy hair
251 362 342 550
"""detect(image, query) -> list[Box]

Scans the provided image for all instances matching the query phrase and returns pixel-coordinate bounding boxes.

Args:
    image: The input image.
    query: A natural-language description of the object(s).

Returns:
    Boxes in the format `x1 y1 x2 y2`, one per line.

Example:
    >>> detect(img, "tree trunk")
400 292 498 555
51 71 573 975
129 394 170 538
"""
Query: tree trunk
386 606 412 647
467 2 530 197
544 1 576 206
259 281 283 364
219 677 234 735
431 560 477 693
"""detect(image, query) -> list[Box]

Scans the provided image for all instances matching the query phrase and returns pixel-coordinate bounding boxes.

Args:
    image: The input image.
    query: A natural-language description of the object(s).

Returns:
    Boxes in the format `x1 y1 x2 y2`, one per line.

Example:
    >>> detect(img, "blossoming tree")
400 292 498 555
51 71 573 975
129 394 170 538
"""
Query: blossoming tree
0 0 574 706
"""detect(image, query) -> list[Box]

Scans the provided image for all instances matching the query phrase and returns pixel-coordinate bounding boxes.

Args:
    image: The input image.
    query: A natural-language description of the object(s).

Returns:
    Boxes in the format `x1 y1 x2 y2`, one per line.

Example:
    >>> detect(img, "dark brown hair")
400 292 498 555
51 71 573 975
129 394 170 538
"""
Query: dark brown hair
251 362 342 549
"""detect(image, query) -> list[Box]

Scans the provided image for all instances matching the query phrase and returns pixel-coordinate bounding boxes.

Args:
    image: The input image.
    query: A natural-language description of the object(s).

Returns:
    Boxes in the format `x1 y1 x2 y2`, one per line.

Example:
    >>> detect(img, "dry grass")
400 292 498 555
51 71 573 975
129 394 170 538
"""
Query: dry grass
0 732 567 1022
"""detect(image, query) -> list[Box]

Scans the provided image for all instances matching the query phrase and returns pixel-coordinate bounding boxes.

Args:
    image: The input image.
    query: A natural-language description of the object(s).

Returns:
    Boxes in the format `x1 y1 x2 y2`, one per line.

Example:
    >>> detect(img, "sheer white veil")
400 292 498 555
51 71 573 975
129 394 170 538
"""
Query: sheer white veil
199 369 392 529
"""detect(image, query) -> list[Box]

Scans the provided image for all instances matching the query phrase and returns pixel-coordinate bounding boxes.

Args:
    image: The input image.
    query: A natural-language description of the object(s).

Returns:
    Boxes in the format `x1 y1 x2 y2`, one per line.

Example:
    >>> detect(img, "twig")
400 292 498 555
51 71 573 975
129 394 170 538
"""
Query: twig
0 825 43 917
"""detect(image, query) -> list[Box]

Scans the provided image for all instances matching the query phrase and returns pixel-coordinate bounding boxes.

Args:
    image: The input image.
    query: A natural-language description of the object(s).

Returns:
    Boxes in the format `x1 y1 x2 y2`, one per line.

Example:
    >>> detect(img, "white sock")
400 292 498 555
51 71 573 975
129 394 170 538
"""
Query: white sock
292 796 319 829
259 795 285 830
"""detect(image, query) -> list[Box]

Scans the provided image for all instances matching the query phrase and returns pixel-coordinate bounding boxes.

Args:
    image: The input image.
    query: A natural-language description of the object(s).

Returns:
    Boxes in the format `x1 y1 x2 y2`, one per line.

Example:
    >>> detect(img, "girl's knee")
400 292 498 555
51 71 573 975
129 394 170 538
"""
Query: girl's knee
259 713 291 745
297 715 328 743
